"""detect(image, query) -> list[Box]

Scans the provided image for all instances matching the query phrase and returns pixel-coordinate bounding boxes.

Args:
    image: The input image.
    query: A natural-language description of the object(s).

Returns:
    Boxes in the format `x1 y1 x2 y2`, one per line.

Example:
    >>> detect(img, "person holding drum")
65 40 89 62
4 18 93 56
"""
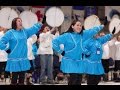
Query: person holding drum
0 17 42 85
83 33 113 85
83 17 120 85
37 24 59 84
52 17 104 85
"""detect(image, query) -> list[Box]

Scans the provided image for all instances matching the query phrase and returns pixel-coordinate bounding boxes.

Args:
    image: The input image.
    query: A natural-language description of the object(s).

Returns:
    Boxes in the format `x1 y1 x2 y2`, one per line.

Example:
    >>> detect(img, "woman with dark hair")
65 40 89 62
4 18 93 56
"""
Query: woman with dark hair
83 33 113 85
0 17 42 85
52 20 104 85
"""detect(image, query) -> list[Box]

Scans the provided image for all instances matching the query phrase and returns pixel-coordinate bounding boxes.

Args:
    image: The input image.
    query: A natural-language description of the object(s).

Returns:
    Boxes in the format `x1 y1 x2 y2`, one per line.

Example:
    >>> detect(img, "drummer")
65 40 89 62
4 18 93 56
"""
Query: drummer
52 19 104 85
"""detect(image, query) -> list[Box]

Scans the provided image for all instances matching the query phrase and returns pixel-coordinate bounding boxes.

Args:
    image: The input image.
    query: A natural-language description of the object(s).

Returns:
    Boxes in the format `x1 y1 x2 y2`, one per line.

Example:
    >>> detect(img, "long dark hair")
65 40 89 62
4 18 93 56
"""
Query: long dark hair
12 17 21 30
65 20 83 34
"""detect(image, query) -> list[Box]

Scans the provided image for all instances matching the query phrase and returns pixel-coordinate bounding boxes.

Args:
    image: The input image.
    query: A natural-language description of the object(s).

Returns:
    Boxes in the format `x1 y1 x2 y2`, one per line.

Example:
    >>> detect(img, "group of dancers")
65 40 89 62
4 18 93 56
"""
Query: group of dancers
0 7 120 85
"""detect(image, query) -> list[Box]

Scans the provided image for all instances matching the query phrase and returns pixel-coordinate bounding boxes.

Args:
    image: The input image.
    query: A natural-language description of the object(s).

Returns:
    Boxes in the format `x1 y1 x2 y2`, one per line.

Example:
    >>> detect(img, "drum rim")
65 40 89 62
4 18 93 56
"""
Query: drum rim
84 14 101 30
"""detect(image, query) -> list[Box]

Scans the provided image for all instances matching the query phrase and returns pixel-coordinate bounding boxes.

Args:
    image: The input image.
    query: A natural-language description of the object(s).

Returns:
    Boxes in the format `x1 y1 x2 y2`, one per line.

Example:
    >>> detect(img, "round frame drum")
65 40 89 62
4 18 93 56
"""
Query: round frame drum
19 10 38 29
84 15 101 30
0 7 18 29
46 7 64 27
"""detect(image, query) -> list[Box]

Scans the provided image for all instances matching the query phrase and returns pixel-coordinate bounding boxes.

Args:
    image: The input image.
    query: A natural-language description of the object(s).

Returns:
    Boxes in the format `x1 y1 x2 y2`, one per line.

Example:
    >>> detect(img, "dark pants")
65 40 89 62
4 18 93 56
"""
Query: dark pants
101 59 109 73
11 71 25 85
68 73 82 85
86 74 102 85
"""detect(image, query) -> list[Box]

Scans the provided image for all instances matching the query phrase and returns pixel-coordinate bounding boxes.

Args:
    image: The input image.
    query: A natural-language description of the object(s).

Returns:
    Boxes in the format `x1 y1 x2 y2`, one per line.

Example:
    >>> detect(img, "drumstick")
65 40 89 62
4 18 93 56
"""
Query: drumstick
112 27 116 34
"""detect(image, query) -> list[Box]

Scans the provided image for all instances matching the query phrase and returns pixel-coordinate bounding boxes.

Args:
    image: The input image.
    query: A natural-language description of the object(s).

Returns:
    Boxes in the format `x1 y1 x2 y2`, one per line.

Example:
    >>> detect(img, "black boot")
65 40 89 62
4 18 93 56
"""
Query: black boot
103 73 108 82
26 77 33 85
113 73 120 82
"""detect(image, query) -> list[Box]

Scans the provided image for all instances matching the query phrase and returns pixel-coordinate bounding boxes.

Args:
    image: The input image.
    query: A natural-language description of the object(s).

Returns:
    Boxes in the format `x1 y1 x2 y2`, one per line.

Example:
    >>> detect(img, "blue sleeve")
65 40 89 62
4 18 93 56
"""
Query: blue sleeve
32 43 38 56
24 23 42 38
83 25 104 40
52 33 66 54
98 34 113 44
83 48 91 55
0 31 11 50
83 39 91 55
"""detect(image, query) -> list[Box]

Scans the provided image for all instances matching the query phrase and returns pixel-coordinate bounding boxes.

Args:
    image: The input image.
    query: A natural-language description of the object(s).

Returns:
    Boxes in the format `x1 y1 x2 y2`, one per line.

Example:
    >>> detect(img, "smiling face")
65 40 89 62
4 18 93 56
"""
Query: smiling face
16 18 23 30
72 21 82 33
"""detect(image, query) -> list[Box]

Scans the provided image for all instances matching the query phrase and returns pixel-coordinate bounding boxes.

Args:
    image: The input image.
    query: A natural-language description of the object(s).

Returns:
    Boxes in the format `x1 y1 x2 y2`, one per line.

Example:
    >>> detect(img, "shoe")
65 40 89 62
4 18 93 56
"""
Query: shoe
18 83 25 85
0 74 5 81
54 81 59 84
26 82 33 85
114 78 120 82
47 80 55 84
40 81 47 85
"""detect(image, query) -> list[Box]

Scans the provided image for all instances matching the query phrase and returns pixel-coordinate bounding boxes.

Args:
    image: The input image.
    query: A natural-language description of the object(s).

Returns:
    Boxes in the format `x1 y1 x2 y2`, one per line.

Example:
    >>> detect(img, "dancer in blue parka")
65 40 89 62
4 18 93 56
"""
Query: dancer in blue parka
52 20 104 85
83 33 113 85
0 17 42 85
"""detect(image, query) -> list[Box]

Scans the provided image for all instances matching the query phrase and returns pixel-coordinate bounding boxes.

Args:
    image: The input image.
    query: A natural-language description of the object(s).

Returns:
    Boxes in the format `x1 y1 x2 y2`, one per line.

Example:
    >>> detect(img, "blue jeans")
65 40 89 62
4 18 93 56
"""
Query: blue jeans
40 54 53 82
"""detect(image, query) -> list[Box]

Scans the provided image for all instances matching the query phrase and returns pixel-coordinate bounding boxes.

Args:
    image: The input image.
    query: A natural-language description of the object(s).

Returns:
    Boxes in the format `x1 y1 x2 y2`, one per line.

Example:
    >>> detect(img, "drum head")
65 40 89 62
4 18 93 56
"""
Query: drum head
0 7 18 29
84 15 101 30
109 18 120 34
19 11 38 29
46 7 64 27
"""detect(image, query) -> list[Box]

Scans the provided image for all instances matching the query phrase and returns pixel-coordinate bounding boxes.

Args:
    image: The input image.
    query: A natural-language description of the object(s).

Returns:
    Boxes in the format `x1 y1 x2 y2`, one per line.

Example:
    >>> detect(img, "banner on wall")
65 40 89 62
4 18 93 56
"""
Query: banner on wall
105 6 120 21
61 6 72 33
31 6 46 22
72 6 85 25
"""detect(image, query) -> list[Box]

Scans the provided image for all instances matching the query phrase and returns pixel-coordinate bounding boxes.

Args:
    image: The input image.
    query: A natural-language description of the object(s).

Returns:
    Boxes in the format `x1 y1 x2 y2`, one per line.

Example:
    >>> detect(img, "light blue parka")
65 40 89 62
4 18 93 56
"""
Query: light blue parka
83 34 112 75
52 25 104 73
0 23 42 72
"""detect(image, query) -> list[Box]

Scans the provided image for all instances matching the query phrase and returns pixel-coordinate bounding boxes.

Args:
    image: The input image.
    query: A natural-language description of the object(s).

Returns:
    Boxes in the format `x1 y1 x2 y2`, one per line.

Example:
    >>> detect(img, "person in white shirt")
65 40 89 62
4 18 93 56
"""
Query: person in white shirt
37 24 59 84
100 32 111 82
0 27 8 81
107 35 120 82
26 34 37 85
113 35 120 82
